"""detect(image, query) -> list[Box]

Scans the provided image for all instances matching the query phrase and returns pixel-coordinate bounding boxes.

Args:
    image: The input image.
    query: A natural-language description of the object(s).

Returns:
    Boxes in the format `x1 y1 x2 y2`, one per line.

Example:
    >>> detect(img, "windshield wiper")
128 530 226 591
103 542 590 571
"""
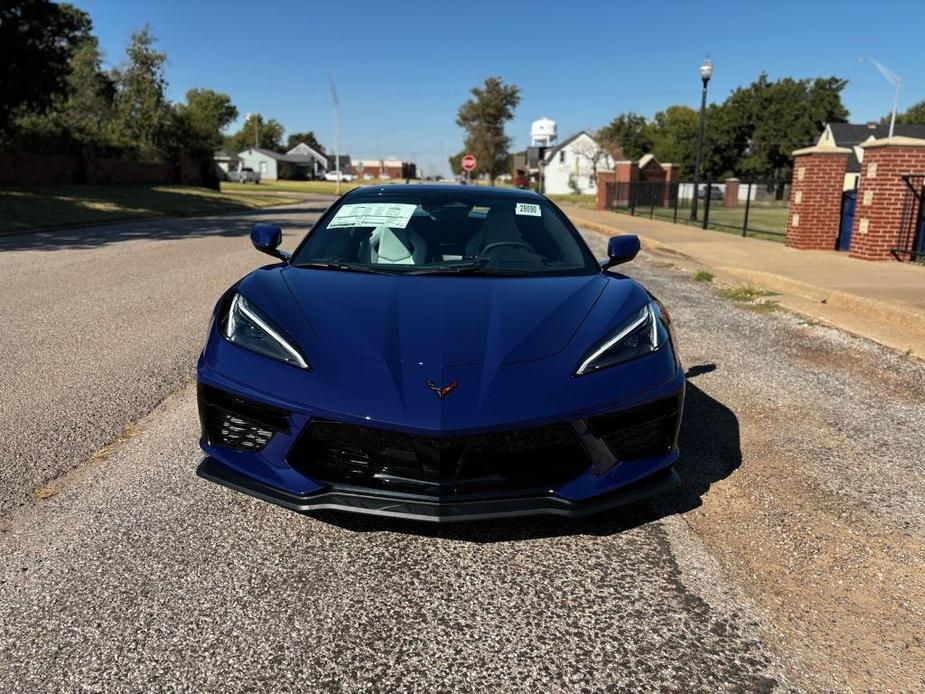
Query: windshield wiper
293 261 394 275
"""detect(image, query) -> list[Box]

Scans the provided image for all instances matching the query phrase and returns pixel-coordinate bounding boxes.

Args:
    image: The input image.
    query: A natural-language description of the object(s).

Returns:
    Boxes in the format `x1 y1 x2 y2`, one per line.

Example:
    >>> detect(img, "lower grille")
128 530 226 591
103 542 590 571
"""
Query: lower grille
587 394 683 461
287 420 589 497
198 384 290 452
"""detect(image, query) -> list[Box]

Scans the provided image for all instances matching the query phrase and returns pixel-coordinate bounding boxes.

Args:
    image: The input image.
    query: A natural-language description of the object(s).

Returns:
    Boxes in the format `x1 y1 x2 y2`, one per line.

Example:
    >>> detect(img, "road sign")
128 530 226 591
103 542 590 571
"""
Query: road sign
461 154 477 172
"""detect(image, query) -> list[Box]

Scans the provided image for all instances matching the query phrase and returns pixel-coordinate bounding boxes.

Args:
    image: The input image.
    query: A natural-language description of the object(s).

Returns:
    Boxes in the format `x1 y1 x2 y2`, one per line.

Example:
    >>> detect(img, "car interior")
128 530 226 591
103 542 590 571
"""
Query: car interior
303 202 589 272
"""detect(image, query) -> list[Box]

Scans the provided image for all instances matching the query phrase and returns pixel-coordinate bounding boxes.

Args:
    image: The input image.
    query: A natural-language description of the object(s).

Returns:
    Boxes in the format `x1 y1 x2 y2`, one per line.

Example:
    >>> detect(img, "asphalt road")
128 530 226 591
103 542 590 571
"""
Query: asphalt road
2 203 923 691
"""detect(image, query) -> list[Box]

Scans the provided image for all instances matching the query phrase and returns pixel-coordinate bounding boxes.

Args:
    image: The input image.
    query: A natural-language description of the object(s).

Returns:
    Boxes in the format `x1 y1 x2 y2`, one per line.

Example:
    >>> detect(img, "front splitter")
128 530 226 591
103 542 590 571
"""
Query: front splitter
197 457 680 523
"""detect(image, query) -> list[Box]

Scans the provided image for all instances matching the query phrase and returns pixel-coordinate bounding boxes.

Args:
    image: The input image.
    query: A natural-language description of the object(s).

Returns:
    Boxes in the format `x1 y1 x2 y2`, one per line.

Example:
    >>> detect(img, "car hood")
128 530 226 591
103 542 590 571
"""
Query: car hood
278 267 612 366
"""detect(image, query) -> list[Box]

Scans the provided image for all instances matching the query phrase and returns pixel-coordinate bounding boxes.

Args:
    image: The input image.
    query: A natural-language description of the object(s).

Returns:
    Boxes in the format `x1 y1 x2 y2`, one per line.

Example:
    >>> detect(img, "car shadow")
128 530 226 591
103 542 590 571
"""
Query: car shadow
311 364 741 543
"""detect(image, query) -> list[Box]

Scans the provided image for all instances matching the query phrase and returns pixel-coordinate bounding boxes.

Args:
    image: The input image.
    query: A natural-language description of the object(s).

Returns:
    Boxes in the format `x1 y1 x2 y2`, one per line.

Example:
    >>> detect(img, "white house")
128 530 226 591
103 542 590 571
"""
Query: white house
540 131 614 195
235 145 336 181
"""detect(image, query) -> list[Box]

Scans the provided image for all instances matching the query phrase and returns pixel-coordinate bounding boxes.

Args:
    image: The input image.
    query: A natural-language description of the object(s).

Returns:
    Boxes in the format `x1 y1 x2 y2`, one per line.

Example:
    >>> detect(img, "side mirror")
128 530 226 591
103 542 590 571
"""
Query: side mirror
601 235 640 269
250 223 289 261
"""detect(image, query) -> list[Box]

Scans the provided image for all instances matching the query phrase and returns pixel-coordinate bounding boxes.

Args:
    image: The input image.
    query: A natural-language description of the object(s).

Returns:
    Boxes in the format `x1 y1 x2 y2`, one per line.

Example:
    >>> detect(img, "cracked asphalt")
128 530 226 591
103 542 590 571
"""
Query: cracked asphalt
2 201 922 691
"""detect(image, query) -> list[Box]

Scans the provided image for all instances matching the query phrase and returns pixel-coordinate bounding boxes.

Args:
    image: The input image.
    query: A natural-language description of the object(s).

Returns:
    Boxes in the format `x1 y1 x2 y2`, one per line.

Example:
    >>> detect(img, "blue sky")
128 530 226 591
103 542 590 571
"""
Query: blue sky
72 0 925 176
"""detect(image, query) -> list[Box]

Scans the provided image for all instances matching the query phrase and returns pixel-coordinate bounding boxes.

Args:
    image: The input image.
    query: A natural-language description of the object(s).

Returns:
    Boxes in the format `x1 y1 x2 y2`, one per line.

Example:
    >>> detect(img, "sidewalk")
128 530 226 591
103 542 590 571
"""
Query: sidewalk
561 204 925 359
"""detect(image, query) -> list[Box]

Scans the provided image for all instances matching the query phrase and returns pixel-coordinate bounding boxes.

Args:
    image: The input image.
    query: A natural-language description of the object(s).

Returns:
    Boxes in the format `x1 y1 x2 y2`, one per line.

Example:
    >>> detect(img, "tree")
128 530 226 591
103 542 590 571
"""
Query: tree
225 113 284 153
894 100 925 125
10 33 116 153
171 88 237 154
111 26 169 159
286 131 324 153
647 106 699 175
0 1 92 137
455 76 520 183
724 74 848 180
598 113 652 161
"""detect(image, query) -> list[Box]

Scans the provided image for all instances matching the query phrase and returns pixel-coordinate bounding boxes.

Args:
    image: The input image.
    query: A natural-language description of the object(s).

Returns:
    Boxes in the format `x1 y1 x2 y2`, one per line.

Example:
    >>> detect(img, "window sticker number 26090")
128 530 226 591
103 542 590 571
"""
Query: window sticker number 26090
515 202 541 217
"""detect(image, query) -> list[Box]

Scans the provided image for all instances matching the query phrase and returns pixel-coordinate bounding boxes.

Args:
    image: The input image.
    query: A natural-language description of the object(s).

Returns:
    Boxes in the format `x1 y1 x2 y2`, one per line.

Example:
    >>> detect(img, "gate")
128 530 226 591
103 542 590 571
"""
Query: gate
895 175 925 261
837 189 856 251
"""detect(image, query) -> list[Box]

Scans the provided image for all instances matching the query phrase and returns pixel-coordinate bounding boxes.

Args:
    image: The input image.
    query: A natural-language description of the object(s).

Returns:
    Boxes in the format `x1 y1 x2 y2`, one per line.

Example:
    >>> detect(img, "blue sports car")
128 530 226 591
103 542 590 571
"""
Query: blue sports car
197 185 684 521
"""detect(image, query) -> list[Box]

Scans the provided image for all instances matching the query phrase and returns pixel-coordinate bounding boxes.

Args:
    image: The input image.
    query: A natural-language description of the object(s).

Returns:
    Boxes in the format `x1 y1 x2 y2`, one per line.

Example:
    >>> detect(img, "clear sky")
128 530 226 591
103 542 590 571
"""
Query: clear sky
70 0 925 176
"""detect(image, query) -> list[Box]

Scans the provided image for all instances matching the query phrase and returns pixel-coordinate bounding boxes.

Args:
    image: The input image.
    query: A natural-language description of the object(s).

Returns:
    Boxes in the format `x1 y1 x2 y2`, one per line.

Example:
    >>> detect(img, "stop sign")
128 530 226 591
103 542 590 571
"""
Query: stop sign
461 154 477 172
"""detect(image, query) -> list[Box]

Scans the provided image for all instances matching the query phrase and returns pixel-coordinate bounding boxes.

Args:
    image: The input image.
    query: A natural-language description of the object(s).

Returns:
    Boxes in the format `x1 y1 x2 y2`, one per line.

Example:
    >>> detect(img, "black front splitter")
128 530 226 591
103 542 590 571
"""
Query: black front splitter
197 457 679 523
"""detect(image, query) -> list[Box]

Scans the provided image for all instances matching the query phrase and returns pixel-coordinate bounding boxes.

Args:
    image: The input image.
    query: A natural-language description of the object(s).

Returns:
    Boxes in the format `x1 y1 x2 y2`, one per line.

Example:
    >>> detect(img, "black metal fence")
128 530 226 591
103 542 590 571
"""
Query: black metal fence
605 180 791 240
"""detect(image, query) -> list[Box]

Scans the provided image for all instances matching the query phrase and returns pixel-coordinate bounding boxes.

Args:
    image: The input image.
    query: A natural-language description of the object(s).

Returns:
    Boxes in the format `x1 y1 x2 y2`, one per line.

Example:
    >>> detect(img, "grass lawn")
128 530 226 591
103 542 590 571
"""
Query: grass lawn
629 201 788 241
547 193 596 208
222 179 411 196
0 184 302 233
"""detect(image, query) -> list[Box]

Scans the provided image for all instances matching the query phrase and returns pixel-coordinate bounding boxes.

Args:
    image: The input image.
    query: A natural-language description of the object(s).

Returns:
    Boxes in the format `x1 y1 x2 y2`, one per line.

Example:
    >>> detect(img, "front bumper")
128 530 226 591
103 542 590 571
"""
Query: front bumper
197 455 680 522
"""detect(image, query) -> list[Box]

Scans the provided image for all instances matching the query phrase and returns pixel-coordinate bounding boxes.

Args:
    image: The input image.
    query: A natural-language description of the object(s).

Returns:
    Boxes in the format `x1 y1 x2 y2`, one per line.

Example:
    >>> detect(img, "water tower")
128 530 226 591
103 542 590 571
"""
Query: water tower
530 118 557 147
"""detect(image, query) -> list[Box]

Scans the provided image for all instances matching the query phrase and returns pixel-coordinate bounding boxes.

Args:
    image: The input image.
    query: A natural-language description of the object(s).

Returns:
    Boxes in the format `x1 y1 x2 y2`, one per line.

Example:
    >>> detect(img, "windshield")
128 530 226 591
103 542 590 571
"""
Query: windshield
290 190 599 276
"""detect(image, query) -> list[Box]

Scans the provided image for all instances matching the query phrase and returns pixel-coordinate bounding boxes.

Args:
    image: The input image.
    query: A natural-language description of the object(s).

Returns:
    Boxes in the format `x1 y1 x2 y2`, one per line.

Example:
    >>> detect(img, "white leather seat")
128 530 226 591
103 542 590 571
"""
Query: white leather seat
369 226 428 264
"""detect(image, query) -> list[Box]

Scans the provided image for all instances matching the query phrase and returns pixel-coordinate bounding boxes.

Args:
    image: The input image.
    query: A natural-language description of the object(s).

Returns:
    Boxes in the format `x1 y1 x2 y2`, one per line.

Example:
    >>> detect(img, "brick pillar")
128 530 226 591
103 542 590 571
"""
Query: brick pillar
596 171 615 210
785 145 851 251
612 161 639 207
849 137 925 261
724 178 739 208
662 163 679 206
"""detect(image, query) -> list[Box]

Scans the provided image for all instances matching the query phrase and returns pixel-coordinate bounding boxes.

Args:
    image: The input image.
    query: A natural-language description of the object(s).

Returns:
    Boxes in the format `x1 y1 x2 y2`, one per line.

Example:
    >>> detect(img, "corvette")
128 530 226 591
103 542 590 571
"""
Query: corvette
197 185 685 522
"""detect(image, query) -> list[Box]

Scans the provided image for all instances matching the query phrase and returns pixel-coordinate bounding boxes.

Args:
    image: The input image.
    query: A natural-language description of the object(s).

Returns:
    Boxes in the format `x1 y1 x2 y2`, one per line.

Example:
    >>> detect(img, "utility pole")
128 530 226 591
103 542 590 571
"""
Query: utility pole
329 75 341 195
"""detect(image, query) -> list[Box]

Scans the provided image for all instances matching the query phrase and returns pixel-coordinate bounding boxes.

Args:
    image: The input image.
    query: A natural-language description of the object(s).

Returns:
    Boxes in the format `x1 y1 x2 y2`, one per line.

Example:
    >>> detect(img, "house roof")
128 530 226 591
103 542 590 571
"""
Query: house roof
239 147 325 166
824 123 925 172
286 142 327 166
827 122 925 145
542 131 592 163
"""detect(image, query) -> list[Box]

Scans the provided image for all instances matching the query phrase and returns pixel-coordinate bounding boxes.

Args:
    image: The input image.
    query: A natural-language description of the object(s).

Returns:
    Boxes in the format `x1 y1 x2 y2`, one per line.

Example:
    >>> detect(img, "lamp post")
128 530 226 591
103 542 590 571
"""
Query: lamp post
690 58 712 221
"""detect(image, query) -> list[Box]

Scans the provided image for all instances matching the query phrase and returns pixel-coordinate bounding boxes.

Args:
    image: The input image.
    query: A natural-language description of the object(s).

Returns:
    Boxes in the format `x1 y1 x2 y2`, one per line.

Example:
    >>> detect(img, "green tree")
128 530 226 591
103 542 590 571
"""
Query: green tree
455 76 520 183
894 100 925 124
720 73 848 179
225 113 284 153
111 26 169 159
647 106 698 174
0 1 92 137
11 33 116 153
598 113 652 160
170 88 238 154
286 131 324 152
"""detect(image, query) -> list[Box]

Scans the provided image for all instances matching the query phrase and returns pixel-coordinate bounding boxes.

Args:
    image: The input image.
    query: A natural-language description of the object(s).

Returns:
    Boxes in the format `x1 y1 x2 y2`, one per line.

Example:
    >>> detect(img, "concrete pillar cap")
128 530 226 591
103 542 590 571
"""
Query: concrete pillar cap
792 144 852 157
859 136 925 149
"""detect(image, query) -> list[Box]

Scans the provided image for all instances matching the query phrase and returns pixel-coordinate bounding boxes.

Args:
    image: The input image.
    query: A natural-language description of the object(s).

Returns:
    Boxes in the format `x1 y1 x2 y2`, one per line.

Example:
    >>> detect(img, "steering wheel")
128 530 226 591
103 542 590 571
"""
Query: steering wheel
478 241 535 256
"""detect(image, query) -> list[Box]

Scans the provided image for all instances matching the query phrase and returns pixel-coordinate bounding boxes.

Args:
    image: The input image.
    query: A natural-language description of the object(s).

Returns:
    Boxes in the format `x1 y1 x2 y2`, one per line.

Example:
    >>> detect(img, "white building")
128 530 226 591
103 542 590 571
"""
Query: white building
540 131 614 195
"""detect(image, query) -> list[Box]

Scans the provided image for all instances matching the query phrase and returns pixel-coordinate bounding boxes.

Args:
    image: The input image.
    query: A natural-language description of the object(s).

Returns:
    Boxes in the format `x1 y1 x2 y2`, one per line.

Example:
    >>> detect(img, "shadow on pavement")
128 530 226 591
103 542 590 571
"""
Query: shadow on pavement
0 205 328 253
313 365 741 543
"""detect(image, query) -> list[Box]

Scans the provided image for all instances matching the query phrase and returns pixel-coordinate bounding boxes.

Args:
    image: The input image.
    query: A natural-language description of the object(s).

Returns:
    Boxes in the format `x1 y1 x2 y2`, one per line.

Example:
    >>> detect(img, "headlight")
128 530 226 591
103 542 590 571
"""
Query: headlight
221 293 310 369
575 300 669 376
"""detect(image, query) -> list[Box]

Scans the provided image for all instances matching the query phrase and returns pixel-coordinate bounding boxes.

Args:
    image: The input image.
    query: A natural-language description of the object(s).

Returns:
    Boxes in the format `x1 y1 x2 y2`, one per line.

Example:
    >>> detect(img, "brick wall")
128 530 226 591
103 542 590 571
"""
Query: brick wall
784 146 850 251
848 138 925 261
724 178 739 208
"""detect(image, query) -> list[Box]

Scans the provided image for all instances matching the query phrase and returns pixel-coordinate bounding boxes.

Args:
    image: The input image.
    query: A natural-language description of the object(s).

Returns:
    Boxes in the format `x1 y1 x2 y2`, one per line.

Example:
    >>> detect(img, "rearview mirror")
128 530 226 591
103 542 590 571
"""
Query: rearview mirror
250 223 289 261
601 235 640 269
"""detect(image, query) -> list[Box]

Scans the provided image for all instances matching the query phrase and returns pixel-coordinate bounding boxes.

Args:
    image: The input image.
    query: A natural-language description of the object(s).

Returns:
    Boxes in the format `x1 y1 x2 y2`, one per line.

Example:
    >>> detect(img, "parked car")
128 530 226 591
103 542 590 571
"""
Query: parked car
227 167 260 184
196 185 685 522
324 171 355 182
697 184 722 200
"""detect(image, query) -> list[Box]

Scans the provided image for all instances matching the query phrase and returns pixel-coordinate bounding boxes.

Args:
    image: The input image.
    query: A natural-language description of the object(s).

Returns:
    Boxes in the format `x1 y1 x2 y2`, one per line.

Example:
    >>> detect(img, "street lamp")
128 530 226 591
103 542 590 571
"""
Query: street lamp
690 58 712 221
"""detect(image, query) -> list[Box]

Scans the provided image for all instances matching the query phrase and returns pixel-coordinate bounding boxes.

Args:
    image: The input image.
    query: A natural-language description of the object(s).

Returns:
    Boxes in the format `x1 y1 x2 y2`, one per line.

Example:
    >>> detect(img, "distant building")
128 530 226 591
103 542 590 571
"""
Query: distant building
539 131 614 195
235 146 349 180
354 158 416 179
818 122 925 189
